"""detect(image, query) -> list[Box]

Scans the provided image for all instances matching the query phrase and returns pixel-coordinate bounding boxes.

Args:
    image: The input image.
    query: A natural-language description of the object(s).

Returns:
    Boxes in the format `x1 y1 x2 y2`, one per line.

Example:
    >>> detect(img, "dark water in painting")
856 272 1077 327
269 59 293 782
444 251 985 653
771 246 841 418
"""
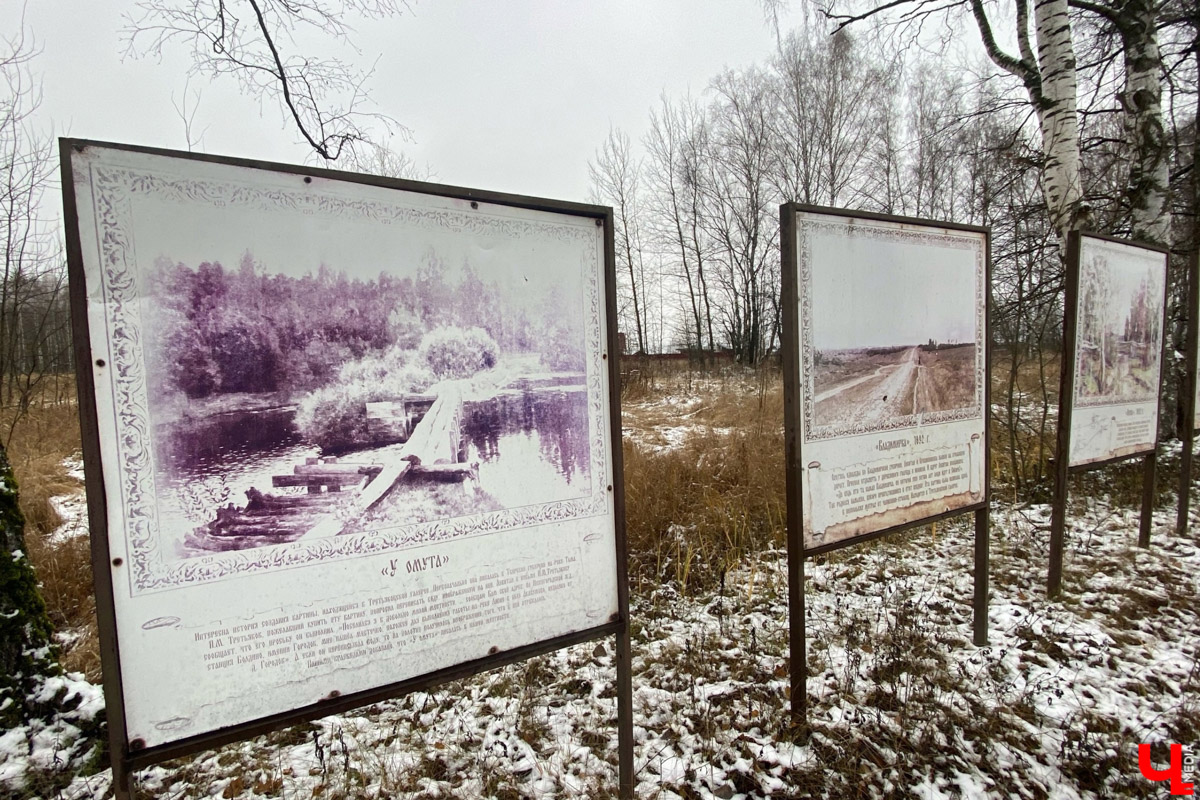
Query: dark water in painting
460 389 591 508
155 388 591 557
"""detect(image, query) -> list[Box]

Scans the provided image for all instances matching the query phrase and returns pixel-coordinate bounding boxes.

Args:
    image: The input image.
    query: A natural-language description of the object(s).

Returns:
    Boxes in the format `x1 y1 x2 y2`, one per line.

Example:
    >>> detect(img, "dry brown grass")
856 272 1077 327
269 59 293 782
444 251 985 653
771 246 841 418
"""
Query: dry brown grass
917 344 976 412
622 368 786 594
4 402 82 532
1 396 100 678
990 349 1061 498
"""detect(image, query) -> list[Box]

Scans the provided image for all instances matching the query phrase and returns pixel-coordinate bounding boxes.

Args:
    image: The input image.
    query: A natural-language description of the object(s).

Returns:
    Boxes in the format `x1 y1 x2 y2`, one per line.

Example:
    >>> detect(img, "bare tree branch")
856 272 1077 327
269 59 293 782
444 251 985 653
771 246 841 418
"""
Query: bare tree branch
969 0 1036 84
123 0 412 161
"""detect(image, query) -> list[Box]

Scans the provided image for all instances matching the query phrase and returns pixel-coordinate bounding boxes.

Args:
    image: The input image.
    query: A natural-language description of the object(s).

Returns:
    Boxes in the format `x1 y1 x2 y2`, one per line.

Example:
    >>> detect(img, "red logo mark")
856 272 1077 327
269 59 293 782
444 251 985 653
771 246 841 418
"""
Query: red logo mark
1139 744 1195 796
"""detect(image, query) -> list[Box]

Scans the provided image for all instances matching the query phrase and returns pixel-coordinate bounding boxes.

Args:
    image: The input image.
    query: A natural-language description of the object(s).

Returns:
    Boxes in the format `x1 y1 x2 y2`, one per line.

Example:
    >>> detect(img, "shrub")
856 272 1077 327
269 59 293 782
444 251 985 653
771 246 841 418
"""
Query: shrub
418 327 499 380
165 329 221 399
295 348 433 452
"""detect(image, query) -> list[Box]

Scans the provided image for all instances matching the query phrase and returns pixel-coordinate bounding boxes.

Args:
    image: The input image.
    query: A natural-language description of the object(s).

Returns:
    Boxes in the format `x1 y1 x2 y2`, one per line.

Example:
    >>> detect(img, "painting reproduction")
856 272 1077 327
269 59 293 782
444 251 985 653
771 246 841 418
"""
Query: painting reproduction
793 210 987 551
67 144 610 593
1074 244 1165 406
1067 235 1166 467
801 220 983 439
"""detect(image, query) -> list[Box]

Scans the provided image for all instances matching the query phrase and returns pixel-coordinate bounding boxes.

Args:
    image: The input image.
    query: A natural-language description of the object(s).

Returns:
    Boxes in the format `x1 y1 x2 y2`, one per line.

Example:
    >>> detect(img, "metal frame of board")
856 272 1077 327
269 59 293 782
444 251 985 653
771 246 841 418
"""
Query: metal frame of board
1047 231 1170 597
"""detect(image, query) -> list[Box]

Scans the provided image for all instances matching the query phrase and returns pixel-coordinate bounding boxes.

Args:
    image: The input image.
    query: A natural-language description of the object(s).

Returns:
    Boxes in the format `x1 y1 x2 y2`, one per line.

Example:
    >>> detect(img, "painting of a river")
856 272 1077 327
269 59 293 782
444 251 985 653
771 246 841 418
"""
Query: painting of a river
154 386 591 559
124 185 601 563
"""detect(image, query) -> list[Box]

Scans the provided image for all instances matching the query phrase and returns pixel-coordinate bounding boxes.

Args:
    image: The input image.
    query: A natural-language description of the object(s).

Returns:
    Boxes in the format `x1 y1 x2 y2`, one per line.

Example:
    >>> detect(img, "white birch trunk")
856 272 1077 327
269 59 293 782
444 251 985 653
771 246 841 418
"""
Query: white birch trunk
1119 0 1171 245
1033 0 1087 241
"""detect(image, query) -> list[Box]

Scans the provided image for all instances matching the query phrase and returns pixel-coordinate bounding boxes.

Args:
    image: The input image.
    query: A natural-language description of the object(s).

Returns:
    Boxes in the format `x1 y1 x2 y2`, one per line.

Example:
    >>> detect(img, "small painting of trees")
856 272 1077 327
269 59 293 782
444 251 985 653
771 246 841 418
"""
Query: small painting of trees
146 248 584 407
1076 251 1163 402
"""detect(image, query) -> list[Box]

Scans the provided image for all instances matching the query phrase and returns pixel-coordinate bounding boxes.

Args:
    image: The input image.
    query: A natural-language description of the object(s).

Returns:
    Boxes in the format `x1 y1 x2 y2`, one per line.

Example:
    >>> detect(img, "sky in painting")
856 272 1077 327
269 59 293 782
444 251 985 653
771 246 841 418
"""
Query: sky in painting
806 223 980 351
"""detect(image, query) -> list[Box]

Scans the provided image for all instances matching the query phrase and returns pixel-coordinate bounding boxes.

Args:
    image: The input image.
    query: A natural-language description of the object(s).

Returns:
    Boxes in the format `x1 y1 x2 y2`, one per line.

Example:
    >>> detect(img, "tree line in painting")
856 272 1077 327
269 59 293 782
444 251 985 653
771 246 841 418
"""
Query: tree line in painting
1077 257 1162 400
146 249 584 405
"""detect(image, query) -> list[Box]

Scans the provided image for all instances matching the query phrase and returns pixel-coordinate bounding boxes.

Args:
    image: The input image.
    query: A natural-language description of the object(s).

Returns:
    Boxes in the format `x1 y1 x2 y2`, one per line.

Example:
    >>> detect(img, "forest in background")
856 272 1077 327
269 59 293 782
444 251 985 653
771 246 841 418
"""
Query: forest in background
586 7 1197 495
144 249 586 406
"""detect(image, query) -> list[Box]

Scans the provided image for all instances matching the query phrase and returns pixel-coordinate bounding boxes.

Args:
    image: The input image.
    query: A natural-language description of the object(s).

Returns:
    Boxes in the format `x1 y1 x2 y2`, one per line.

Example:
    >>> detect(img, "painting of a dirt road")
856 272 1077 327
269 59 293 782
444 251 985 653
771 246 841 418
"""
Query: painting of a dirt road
813 342 976 428
801 219 982 436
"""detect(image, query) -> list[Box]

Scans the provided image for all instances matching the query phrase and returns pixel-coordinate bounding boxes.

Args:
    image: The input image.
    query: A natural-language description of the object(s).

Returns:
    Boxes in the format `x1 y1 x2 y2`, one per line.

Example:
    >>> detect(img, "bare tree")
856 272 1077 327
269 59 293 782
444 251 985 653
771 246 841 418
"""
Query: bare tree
904 63 972 220
0 17 60 727
1071 0 1172 246
0 23 71 431
704 67 780 363
343 141 436 181
590 128 649 354
768 26 887 207
123 0 411 161
814 0 1090 243
644 94 716 357
967 0 1090 242
171 77 210 151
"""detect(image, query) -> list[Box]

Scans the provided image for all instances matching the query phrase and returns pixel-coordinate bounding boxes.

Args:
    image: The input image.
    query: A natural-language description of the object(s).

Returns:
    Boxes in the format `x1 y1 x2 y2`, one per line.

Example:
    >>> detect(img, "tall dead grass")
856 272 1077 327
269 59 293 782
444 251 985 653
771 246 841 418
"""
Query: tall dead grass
622 369 786 594
2 398 99 678
990 350 1060 500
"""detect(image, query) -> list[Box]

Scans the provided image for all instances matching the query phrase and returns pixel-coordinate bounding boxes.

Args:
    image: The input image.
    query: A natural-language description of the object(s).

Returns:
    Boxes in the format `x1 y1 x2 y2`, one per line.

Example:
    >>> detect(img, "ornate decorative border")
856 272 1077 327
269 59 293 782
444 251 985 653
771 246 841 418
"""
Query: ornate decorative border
797 216 986 442
1072 238 1167 410
87 163 610 595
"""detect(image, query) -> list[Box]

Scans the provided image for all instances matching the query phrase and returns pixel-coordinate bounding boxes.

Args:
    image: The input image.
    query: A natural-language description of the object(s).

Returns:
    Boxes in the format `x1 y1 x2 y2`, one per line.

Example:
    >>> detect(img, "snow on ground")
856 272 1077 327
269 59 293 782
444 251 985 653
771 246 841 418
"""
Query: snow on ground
5 390 1200 798
0 673 106 798
622 372 760 454
47 456 88 544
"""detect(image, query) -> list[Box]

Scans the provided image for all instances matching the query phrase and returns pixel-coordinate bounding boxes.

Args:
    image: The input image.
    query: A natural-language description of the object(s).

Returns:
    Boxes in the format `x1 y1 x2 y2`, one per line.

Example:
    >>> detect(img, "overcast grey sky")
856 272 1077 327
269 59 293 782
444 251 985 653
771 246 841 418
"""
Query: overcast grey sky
24 0 806 206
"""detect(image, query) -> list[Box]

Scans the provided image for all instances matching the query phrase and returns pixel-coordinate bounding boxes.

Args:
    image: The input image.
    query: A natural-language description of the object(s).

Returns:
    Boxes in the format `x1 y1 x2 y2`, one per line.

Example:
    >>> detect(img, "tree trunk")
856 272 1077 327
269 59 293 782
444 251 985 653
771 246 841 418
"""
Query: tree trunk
1117 0 1171 245
1033 0 1089 241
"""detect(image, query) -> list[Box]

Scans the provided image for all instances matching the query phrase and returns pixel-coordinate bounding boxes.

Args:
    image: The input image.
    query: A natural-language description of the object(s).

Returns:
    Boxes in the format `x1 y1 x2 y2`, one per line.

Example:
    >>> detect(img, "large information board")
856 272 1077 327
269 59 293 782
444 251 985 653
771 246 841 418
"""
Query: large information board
789 207 989 553
1067 235 1167 468
1048 232 1168 596
781 204 991 719
61 141 627 778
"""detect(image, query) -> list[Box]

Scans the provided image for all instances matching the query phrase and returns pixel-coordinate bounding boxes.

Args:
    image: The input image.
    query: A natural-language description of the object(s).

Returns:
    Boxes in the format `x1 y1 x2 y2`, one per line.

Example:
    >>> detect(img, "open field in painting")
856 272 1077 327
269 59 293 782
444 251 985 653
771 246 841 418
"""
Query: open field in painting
914 343 976 412
812 343 976 430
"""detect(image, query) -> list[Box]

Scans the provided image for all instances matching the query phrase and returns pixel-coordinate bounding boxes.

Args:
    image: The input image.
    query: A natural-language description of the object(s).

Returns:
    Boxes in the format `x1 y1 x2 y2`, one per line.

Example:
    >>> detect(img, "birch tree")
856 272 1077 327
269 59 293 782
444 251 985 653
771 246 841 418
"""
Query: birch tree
968 0 1089 241
815 0 1088 242
1070 0 1171 245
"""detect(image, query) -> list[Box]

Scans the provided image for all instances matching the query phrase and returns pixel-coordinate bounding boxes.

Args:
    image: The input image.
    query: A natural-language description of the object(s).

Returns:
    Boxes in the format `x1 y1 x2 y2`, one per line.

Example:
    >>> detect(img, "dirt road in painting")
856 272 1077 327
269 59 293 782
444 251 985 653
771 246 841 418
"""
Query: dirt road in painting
812 343 976 430
814 346 918 428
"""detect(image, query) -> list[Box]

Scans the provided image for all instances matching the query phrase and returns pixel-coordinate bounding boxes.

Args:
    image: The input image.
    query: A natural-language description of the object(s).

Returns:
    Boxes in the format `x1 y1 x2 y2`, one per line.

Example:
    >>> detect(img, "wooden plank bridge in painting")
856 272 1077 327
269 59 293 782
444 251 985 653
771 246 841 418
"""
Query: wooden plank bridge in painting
192 384 473 550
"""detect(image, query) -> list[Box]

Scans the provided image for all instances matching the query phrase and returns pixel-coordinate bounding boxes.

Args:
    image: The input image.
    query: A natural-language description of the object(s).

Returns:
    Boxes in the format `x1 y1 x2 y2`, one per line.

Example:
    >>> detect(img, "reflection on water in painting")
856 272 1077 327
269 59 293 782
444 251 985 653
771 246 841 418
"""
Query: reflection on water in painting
154 388 590 558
